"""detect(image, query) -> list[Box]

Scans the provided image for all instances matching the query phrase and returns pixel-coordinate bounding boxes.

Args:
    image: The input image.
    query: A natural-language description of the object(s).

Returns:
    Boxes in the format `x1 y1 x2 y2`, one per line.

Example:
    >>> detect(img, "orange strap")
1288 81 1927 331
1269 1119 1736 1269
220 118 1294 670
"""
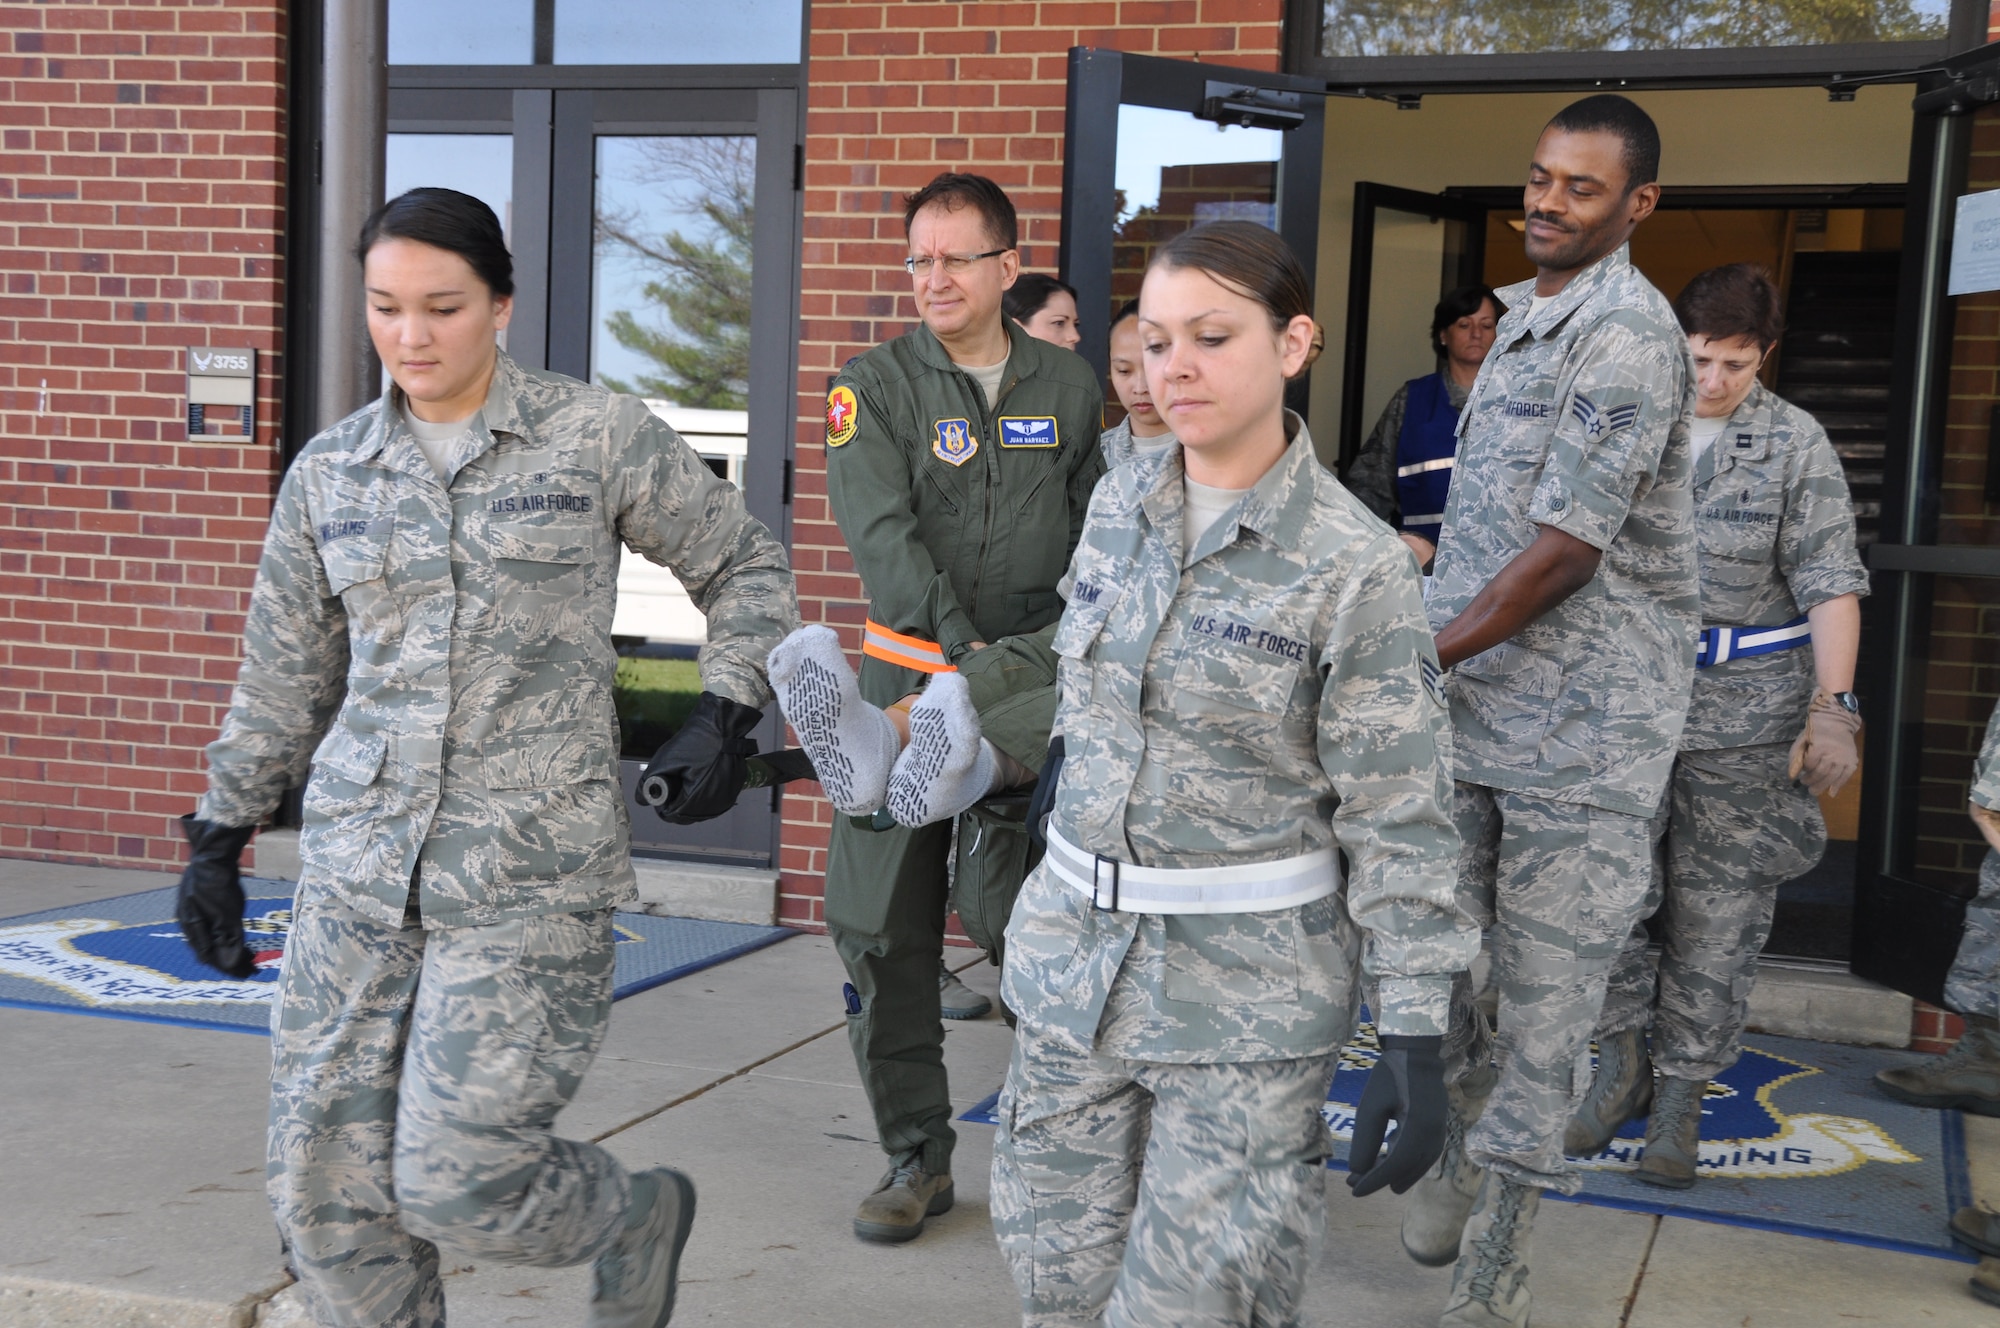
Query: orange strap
862 619 957 674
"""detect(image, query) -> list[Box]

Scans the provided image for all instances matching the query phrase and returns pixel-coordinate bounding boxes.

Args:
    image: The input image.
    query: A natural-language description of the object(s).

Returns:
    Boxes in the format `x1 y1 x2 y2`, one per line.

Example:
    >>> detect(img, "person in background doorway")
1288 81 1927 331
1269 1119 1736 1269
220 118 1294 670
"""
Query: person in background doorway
171 188 799 1328
1407 95 1698 1328
1101 297 1177 468
991 219 1475 1327
1005 272 1083 352
1569 263 1867 1189
1885 695 2000 1308
1345 285 1504 570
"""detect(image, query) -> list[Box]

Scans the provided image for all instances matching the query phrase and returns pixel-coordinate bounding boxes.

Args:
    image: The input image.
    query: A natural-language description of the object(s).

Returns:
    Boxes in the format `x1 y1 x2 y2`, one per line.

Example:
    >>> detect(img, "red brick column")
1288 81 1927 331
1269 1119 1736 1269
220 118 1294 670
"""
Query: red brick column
0 0 288 871
780 0 1285 927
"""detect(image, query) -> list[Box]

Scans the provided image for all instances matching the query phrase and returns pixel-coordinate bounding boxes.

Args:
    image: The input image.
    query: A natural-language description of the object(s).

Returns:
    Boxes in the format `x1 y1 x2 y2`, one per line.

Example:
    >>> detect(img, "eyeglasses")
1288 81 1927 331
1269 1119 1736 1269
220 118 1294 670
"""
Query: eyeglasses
904 248 1010 277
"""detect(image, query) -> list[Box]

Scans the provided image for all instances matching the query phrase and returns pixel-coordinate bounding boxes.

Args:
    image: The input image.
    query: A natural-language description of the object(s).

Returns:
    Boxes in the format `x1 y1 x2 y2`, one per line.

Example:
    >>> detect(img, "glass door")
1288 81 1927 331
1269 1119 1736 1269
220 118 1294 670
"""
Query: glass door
1060 50 1326 407
1338 184 1487 468
1851 44 2000 1002
388 83 801 868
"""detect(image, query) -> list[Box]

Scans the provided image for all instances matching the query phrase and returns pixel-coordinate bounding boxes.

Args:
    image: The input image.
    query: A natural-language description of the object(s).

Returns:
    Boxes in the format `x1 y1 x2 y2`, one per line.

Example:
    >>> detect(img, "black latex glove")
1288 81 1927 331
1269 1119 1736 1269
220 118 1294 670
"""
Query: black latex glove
639 691 765 824
176 813 261 979
1025 734 1065 853
1347 1034 1448 1197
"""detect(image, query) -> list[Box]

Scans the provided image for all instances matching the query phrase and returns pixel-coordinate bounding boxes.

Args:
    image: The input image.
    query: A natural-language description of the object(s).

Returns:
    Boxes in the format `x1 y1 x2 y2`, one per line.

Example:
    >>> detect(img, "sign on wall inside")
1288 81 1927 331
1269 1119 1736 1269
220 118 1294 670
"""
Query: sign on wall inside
1949 190 2000 296
186 347 256 438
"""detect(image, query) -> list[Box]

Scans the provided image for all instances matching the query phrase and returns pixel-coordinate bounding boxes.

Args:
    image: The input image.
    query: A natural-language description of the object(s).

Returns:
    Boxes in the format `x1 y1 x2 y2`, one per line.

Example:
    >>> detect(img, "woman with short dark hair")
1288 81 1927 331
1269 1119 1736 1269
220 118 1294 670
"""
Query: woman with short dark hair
1343 284 1505 570
1569 261 1868 1189
174 186 799 1327
1005 272 1083 351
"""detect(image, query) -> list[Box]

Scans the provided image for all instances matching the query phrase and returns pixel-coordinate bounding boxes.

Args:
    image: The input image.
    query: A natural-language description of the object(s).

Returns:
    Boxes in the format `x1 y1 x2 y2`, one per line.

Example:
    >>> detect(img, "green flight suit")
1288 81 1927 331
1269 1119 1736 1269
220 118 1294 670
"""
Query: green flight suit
823 318 1104 1174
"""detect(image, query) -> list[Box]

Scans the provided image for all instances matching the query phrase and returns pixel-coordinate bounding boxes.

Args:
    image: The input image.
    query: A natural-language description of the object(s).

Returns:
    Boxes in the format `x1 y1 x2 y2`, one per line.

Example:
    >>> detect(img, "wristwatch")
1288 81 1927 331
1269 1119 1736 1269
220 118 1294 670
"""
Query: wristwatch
1830 690 1861 715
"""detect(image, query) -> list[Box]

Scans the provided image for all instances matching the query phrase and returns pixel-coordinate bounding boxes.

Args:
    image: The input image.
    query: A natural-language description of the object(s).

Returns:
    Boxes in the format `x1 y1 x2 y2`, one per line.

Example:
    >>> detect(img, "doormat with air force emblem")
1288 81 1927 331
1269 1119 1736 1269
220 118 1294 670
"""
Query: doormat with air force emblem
0 881 796 1035
962 1018 1972 1261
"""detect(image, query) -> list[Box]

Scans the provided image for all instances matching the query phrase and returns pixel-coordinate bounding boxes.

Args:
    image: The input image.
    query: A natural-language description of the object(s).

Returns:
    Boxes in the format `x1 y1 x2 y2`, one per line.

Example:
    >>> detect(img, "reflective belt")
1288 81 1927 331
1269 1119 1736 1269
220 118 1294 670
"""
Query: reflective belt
862 619 957 674
1045 826 1340 915
1396 456 1455 478
1695 614 1811 669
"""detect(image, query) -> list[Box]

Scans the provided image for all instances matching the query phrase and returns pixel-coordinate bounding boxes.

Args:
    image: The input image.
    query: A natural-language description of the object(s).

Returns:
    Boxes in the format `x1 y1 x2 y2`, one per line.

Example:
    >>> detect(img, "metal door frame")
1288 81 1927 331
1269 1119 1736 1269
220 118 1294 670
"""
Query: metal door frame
1058 48 1327 398
1339 183 1488 467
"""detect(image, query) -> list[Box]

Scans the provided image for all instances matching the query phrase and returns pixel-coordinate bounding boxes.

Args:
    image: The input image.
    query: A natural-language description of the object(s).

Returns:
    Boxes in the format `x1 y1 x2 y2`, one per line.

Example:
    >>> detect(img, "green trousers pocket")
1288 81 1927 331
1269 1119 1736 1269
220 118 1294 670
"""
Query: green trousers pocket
955 799 1040 965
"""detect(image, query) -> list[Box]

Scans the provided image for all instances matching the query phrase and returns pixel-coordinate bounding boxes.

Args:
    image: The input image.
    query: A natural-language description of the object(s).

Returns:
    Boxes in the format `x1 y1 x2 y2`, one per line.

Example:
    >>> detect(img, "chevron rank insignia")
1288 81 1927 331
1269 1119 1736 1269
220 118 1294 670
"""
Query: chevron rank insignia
998 415 1060 449
1569 392 1641 443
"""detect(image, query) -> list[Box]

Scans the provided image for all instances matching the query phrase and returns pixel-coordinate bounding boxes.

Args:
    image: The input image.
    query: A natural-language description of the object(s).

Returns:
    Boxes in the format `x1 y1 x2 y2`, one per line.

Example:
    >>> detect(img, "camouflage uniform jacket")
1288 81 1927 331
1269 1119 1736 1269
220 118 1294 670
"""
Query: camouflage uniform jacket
1683 383 1868 750
1009 417 1476 1058
1975 699 2000 813
1427 245 1699 817
1099 416 1176 470
825 319 1104 669
197 352 798 930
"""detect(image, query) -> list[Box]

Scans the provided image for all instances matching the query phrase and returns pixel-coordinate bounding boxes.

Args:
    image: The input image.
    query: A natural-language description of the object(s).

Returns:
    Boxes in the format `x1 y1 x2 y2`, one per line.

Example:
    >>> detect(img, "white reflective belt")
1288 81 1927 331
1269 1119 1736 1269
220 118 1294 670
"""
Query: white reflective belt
1045 826 1340 915
1396 456 1456 478
1402 512 1446 528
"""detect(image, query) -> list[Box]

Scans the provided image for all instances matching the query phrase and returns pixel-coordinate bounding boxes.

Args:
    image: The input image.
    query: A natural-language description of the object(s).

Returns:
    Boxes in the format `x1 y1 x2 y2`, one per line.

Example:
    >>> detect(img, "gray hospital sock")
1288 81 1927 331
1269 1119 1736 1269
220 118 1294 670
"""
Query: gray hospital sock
886 671 1001 828
768 625 900 815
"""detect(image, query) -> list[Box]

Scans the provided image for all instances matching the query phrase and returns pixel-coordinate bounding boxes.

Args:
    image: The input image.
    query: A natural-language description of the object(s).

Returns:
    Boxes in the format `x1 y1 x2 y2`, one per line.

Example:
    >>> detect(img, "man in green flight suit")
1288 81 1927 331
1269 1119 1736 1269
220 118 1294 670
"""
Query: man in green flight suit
800 172 1104 1242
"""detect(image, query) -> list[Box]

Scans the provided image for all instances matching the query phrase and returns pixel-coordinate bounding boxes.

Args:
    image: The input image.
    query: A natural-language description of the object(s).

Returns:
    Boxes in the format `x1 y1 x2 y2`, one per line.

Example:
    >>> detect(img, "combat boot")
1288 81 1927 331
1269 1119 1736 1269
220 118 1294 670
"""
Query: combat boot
1564 1028 1653 1157
1439 1172 1540 1328
589 1167 696 1328
853 1157 953 1243
1950 1205 2000 1257
1635 1075 1706 1189
1875 1015 2000 1116
1403 1063 1496 1267
939 959 992 1020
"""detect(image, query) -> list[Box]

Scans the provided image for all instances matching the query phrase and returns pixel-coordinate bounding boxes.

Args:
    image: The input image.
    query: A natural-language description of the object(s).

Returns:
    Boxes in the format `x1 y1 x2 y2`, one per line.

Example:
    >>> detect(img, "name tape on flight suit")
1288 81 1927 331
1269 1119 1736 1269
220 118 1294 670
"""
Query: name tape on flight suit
999 416 1060 448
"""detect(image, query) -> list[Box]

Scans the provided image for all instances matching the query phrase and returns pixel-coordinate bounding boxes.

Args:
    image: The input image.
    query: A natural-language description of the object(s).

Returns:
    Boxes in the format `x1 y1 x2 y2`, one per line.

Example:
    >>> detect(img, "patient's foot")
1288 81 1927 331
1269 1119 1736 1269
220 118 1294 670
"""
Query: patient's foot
886 672 1000 828
768 626 900 814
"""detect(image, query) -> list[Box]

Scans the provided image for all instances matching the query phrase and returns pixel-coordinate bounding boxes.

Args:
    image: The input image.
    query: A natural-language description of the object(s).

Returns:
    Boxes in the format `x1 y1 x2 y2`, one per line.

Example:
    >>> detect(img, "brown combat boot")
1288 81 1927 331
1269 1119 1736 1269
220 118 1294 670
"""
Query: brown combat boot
1564 1027 1653 1157
853 1157 953 1243
1402 1063 1496 1267
1439 1173 1540 1328
1875 1015 2000 1116
1636 1075 1706 1189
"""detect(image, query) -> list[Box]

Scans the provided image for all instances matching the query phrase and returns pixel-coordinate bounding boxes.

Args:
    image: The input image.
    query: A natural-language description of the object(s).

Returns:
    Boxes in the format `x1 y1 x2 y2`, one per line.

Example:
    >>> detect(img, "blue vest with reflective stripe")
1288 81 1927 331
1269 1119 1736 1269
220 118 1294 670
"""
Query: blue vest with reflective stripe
1394 373 1460 544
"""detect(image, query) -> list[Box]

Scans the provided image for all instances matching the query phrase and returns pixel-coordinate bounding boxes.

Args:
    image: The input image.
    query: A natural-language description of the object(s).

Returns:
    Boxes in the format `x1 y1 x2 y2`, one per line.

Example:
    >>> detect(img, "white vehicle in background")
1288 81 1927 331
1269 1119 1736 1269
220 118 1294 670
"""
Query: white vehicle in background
611 402 747 647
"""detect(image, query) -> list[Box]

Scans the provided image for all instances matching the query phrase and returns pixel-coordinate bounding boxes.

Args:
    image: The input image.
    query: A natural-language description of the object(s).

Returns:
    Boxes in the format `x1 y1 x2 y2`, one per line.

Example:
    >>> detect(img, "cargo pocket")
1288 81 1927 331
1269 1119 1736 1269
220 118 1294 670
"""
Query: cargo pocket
1162 913 1302 1005
1451 641 1562 772
955 800 1038 965
303 727 387 817
486 733 622 883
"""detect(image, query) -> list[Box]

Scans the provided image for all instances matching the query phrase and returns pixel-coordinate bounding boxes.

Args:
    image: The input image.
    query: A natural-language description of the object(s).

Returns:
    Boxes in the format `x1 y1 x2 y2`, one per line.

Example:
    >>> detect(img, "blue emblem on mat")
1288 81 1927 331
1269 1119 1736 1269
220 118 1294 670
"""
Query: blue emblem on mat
933 418 977 466
998 416 1059 449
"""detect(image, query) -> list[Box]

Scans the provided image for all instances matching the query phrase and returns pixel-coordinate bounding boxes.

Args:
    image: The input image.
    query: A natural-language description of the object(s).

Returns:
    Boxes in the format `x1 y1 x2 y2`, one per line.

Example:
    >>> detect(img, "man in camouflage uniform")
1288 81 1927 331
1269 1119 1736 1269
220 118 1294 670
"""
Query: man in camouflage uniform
1570 265 1868 1188
1882 698 2000 1307
993 402 1478 1327
1877 698 2000 1115
1410 95 1698 1327
189 340 796 1325
809 172 1103 1242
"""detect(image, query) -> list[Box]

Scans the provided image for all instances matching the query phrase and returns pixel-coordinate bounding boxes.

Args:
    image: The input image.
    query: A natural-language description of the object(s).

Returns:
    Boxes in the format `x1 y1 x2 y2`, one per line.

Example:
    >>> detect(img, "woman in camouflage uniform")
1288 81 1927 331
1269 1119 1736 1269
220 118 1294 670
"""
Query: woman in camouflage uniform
988 222 1478 1326
173 189 797 1328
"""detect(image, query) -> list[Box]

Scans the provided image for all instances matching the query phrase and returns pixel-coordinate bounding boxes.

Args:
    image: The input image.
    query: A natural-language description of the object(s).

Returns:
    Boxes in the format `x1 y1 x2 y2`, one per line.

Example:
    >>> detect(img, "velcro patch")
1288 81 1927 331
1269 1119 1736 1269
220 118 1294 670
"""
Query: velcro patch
826 385 859 447
933 418 977 466
999 416 1060 449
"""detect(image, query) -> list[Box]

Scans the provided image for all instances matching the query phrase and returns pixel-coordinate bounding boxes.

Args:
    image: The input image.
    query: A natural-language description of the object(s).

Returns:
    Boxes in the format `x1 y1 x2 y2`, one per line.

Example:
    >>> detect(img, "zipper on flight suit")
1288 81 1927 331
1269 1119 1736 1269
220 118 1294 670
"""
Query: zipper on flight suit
963 368 1021 628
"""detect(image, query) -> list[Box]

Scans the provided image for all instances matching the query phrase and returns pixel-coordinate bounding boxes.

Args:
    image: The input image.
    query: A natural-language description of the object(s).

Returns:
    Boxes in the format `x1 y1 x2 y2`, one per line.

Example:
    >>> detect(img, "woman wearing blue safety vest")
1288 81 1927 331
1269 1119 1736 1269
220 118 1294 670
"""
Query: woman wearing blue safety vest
1568 263 1868 1189
1344 284 1504 569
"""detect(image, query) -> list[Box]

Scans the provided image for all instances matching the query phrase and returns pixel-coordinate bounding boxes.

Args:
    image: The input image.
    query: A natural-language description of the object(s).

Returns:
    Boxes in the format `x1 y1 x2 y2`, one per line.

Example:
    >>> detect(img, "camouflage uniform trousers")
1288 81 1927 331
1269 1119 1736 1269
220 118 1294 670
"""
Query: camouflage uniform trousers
268 884 632 1328
1597 742 1825 1079
991 1021 1337 1328
1445 783 1654 1193
1945 851 2000 1021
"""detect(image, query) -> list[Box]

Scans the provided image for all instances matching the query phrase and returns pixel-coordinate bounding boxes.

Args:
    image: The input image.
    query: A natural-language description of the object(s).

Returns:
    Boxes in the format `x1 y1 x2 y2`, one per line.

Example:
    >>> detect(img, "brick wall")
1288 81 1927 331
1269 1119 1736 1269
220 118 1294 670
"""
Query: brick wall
779 0 1286 926
0 0 288 871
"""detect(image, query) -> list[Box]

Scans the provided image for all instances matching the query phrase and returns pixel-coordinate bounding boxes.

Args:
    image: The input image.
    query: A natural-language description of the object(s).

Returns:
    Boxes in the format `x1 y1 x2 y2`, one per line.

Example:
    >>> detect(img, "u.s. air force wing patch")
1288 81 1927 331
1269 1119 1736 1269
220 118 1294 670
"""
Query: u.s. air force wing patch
1569 391 1641 444
825 385 859 447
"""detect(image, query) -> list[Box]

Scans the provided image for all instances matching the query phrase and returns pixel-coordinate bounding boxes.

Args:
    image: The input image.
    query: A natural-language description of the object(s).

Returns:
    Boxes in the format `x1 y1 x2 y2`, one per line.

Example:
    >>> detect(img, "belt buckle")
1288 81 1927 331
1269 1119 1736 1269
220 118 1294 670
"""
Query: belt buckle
1091 854 1121 912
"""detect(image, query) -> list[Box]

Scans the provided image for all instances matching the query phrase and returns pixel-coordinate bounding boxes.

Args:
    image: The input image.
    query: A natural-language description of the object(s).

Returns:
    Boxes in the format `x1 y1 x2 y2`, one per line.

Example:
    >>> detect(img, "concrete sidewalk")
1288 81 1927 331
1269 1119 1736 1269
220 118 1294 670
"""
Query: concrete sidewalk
2 857 1997 1327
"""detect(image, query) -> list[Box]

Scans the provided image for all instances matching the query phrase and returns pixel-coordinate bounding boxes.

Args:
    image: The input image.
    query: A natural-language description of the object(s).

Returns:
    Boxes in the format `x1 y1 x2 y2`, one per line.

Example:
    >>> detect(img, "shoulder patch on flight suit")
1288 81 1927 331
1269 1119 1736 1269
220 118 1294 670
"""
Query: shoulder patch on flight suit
933 418 977 466
1569 391 1641 443
999 416 1060 449
825 385 859 447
